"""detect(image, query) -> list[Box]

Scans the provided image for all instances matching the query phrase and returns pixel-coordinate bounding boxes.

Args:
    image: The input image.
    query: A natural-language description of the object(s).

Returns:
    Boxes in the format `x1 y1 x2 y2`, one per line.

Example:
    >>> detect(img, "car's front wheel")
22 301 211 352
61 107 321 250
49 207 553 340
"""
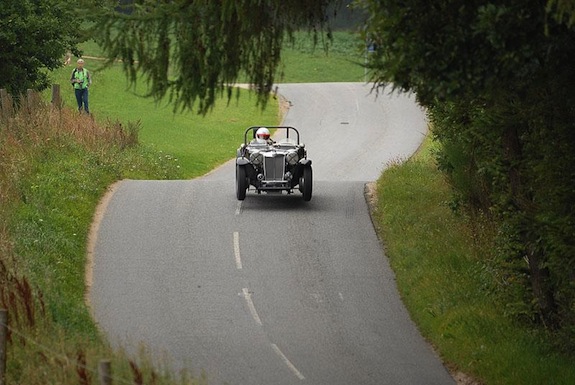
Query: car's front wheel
236 165 248 200
301 166 312 201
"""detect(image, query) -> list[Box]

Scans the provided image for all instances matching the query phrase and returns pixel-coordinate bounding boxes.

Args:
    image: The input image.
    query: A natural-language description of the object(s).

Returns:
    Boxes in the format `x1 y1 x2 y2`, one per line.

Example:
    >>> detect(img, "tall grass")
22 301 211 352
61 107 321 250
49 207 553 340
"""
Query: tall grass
372 138 575 385
0 97 197 383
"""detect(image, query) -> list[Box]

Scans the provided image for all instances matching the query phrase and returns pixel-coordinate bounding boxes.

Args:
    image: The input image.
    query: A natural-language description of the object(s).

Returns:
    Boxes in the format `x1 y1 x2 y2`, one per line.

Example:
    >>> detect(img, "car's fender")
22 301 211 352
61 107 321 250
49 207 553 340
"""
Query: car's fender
236 157 250 166
299 158 312 167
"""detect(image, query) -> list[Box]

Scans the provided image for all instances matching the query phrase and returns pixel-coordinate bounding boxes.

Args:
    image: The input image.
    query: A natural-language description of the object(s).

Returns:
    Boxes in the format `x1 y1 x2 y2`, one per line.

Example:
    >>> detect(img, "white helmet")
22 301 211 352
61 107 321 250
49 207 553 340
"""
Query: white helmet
255 127 270 143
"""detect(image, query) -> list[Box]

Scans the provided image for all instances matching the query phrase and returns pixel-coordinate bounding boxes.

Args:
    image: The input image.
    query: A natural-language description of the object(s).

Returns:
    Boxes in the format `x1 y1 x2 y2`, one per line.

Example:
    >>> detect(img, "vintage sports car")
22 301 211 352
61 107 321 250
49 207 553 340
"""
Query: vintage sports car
235 126 313 201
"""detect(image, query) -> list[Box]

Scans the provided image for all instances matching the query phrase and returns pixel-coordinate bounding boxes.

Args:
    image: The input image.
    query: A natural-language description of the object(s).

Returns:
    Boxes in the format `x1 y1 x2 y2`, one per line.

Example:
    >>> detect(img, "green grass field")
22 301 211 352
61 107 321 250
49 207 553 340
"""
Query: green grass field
50 65 281 178
49 31 365 178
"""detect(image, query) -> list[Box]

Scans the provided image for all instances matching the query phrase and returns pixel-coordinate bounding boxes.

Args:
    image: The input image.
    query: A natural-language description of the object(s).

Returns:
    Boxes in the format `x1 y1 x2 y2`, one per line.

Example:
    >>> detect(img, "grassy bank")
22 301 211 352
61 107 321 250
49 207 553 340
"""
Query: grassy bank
48 65 281 179
0 101 196 383
372 138 575 385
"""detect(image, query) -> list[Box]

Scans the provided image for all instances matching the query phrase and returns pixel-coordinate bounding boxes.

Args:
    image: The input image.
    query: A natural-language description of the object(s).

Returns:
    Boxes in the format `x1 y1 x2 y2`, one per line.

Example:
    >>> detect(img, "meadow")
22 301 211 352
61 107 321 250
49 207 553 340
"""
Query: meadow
49 31 365 178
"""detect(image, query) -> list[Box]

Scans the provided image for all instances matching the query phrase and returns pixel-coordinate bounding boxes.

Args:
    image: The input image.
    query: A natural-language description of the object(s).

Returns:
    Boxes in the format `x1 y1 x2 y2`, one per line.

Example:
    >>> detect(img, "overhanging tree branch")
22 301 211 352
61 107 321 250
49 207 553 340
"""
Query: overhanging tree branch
87 0 338 114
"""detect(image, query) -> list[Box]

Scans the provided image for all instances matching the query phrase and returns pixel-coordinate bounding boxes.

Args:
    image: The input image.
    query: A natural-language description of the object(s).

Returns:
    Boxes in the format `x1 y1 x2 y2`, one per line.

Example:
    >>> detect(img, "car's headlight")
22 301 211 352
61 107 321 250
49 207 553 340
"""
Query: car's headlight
250 151 263 165
286 150 299 166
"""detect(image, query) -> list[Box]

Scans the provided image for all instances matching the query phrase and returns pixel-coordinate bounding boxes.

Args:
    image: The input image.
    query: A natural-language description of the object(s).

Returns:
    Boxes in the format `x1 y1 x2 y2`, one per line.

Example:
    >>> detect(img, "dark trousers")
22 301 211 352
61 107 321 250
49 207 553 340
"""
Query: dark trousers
74 88 89 113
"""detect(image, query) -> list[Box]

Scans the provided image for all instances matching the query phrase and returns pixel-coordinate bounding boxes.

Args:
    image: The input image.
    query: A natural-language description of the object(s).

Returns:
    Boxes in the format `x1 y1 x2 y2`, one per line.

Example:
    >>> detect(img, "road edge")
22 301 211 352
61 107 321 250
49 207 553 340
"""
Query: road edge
364 181 481 385
84 180 123 313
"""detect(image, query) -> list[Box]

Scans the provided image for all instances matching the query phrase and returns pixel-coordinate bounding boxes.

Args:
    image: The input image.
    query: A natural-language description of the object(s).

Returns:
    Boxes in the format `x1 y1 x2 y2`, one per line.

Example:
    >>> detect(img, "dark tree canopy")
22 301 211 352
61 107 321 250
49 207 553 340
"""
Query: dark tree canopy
0 0 82 96
88 0 340 114
357 0 575 107
358 0 571 106
356 0 575 341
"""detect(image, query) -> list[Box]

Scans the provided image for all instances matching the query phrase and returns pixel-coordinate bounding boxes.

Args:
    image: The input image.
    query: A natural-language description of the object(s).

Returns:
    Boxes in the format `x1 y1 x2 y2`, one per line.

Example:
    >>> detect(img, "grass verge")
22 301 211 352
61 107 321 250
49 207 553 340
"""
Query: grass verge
371 137 575 385
0 98 206 383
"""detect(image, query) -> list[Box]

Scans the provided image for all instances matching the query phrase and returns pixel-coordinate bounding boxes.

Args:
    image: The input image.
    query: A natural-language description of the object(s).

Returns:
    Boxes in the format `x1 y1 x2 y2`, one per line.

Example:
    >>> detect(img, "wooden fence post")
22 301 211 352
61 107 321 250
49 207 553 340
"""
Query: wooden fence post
98 359 112 385
0 309 7 385
26 89 37 114
0 89 13 119
51 84 61 109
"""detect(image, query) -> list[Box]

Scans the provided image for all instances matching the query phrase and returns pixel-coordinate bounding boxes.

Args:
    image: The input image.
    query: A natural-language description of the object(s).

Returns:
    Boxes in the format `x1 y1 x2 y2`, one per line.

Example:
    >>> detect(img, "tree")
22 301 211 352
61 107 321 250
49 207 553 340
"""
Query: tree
87 0 340 114
356 0 575 341
0 0 82 96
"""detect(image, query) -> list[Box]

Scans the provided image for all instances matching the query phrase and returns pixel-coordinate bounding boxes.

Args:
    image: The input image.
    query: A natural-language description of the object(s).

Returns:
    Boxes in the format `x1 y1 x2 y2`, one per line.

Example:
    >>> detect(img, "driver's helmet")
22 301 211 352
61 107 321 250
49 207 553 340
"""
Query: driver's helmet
255 127 270 144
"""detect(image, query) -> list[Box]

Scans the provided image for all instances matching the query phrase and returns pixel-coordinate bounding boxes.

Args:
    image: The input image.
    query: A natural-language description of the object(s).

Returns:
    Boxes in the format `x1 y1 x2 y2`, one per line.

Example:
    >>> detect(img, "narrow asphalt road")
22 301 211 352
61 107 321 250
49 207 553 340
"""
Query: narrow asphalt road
89 83 455 385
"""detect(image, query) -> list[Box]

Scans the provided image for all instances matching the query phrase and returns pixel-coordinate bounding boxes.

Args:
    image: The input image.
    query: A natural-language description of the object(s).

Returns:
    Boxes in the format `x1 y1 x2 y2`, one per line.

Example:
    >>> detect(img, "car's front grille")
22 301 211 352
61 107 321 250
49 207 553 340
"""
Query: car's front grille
264 154 285 181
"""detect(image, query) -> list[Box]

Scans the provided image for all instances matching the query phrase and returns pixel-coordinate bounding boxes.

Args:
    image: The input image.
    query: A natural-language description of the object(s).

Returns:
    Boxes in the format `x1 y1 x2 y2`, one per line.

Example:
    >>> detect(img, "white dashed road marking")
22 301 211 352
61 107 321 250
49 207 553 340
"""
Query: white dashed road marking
233 232 242 269
235 232 303 380
242 288 262 325
271 343 305 380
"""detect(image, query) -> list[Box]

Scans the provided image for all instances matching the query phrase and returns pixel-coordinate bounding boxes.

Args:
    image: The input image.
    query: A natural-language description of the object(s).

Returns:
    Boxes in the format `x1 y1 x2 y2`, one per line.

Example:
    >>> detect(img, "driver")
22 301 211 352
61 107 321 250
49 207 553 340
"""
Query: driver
253 127 274 145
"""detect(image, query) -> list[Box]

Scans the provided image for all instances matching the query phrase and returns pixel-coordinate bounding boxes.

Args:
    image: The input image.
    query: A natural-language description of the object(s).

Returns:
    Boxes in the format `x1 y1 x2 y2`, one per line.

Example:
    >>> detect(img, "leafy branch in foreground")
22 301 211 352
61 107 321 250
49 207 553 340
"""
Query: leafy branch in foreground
86 0 340 114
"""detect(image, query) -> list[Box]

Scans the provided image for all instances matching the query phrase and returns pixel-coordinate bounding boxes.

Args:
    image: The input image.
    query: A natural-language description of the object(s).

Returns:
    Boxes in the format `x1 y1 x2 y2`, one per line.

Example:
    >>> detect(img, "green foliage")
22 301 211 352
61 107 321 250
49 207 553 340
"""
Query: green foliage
0 0 83 96
86 0 340 114
428 76 575 345
428 99 497 213
358 0 575 346
547 0 575 26
356 0 550 106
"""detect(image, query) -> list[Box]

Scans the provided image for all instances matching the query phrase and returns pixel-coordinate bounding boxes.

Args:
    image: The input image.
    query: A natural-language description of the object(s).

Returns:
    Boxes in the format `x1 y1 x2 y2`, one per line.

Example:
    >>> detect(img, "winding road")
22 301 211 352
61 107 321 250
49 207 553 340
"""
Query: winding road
89 83 455 384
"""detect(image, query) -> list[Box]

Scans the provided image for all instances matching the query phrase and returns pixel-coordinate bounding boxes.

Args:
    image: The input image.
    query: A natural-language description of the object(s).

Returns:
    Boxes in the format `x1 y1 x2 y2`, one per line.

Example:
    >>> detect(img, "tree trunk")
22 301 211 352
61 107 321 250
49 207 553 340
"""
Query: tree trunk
504 124 558 327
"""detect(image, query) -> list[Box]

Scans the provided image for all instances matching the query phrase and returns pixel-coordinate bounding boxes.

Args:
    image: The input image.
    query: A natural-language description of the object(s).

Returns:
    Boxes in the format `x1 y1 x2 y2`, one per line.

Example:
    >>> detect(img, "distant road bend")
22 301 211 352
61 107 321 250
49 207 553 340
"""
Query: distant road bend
89 83 455 385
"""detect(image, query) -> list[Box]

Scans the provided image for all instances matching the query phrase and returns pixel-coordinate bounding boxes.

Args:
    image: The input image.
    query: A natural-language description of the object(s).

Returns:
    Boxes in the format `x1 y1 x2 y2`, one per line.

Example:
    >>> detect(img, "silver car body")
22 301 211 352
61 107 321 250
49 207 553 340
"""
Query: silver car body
235 126 313 201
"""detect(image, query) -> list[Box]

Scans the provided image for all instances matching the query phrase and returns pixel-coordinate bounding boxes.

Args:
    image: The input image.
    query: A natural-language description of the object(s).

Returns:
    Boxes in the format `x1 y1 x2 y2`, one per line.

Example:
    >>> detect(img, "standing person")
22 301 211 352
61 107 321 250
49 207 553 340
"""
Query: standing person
70 58 92 114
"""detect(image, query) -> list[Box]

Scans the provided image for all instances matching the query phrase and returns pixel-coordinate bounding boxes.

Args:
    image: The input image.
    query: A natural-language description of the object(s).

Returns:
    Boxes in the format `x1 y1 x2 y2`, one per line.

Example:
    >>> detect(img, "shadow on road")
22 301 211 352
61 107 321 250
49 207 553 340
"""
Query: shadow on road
239 191 319 212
